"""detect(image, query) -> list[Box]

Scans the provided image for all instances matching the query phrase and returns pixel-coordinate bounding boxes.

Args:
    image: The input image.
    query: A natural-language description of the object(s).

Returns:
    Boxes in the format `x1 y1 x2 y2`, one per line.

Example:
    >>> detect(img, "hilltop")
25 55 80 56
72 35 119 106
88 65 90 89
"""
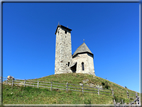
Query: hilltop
3 73 140 104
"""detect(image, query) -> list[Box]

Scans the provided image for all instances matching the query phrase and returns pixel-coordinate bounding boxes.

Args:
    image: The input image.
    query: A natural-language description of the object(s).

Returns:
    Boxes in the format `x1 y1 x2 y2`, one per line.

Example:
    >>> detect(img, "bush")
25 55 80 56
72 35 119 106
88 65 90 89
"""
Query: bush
102 81 110 89
102 82 105 86
105 84 110 89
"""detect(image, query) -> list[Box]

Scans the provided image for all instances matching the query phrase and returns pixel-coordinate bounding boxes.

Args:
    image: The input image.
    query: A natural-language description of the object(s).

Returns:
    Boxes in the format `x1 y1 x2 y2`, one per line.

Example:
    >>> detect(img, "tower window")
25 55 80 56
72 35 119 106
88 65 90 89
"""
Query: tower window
68 62 70 66
65 30 67 34
82 62 84 71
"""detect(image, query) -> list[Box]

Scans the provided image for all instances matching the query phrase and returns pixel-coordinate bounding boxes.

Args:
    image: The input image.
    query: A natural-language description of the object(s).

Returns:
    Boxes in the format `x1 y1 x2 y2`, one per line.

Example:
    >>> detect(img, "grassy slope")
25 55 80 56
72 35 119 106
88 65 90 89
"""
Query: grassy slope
3 73 140 104
3 85 113 104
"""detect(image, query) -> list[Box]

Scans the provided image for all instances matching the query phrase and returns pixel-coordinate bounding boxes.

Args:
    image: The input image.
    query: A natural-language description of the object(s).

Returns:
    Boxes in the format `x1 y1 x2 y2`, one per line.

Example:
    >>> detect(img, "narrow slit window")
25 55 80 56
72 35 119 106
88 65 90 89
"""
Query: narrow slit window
65 30 67 34
68 62 70 66
82 62 84 71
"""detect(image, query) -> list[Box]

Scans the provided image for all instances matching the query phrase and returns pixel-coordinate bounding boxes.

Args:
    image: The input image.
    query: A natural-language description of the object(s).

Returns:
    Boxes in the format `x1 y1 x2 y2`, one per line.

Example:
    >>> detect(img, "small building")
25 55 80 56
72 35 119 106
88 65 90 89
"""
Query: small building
55 24 95 76
71 42 95 75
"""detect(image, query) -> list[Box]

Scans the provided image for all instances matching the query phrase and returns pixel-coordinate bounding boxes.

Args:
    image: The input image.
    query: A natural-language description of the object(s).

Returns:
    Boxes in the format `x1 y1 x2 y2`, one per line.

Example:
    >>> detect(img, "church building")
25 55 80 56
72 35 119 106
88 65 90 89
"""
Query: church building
55 25 95 76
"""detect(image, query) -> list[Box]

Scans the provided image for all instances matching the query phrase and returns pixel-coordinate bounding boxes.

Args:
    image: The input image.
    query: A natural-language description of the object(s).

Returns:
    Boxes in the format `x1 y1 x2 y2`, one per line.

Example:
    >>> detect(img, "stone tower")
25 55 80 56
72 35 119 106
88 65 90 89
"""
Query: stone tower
55 25 72 74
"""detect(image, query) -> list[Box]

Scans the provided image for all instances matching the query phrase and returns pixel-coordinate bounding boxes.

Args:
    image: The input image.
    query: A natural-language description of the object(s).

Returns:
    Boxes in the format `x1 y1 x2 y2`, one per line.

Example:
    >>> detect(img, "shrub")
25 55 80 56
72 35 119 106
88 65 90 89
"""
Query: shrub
105 84 110 89
102 82 105 86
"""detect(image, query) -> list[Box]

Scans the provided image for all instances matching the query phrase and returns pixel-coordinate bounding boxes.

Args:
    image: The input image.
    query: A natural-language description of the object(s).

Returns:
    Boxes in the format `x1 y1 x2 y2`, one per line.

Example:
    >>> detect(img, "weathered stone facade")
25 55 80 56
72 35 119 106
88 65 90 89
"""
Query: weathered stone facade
55 25 72 74
55 25 95 76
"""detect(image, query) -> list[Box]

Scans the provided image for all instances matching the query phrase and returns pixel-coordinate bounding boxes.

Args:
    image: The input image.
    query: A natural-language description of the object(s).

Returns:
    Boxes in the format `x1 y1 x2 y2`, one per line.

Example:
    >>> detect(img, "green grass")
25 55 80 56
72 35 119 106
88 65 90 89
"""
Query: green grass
3 85 114 104
3 73 140 104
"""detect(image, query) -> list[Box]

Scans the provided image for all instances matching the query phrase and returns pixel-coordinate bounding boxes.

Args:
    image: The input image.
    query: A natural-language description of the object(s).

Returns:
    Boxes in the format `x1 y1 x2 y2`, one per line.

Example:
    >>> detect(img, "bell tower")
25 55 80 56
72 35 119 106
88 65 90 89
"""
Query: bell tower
55 25 72 74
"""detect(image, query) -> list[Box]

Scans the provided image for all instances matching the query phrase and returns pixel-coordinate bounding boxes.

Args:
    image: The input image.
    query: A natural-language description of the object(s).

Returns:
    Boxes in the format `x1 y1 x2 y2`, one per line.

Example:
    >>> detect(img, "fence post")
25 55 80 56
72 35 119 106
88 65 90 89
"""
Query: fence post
111 88 114 97
135 92 139 105
37 81 39 88
66 82 68 92
127 91 129 99
24 79 26 87
114 99 116 104
135 92 138 98
51 82 52 91
82 84 84 94
136 100 138 105
12 79 14 86
98 88 99 95
111 88 115 104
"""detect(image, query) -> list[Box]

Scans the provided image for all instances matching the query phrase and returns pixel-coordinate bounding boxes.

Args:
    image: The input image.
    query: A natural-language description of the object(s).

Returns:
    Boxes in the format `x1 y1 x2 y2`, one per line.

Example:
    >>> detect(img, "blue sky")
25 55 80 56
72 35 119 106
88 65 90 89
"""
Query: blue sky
2 3 140 93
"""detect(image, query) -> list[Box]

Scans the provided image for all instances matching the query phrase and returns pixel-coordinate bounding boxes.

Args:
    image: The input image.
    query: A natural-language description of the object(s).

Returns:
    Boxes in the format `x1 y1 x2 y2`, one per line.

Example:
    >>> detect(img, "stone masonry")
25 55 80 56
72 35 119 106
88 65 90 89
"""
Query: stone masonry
55 25 72 74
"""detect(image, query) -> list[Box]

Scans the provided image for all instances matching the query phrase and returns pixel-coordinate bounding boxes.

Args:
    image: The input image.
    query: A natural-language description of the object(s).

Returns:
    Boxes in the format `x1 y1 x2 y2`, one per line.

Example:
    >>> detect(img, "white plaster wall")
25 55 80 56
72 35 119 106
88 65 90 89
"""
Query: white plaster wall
72 53 95 75
87 53 95 75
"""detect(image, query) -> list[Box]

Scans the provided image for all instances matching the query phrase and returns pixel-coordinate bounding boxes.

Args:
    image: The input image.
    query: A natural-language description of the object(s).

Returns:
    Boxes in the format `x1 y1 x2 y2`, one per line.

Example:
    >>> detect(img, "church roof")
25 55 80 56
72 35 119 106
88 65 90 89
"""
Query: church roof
55 25 72 35
72 42 93 58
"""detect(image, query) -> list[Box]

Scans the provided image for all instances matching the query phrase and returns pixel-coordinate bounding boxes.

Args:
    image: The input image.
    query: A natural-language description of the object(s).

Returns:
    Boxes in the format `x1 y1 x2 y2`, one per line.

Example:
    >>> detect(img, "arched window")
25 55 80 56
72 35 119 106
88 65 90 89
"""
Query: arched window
82 62 84 71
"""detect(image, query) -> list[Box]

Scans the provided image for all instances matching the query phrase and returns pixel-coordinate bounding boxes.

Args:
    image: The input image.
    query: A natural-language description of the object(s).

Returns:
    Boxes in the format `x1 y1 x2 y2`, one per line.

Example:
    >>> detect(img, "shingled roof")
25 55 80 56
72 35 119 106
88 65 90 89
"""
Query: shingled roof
72 43 93 58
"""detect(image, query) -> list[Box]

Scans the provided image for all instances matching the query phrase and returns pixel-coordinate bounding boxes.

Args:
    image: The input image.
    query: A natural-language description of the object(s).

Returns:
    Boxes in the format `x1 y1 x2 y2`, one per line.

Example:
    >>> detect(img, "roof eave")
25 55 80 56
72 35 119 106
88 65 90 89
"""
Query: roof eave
72 52 94 58
55 25 72 35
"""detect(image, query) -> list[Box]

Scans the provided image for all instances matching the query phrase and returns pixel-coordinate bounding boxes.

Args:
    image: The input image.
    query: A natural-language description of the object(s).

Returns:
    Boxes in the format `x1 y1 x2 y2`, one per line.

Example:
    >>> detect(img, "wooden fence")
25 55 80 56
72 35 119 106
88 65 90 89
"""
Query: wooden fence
2 77 112 96
2 77 138 100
